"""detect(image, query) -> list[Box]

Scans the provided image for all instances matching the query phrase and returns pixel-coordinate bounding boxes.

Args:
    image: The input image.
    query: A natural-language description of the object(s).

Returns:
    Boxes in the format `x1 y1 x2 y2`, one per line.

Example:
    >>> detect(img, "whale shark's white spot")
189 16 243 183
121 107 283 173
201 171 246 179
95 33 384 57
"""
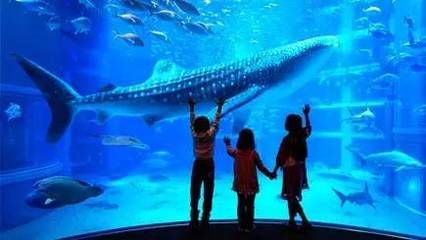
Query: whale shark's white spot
163 98 168 102
189 92 193 96
201 87 205 91
176 94 181 99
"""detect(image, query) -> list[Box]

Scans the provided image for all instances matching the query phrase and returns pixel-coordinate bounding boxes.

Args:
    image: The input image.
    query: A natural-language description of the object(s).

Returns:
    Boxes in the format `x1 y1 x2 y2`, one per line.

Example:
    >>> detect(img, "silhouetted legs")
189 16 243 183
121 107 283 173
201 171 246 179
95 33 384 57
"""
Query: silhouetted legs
287 196 310 229
190 159 214 229
237 194 255 231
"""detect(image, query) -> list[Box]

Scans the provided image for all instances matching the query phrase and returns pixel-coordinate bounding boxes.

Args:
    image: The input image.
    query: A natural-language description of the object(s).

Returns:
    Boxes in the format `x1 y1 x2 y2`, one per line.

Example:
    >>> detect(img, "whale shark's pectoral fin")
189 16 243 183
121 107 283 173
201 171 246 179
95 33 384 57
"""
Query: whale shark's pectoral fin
143 114 163 126
96 111 110 124
218 86 264 118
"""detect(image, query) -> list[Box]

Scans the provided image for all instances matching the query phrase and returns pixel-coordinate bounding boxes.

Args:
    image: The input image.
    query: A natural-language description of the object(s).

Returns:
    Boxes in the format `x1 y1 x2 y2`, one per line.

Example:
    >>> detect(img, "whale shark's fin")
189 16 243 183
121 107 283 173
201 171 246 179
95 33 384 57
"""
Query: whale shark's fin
214 86 264 118
13 54 80 142
142 60 185 86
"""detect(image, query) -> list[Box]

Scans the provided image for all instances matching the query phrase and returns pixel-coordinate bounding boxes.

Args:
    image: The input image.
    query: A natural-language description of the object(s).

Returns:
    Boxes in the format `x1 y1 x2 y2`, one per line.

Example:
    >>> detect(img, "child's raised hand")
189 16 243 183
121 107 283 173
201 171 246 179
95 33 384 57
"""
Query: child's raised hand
216 97 226 107
188 96 196 107
223 136 231 145
303 104 311 115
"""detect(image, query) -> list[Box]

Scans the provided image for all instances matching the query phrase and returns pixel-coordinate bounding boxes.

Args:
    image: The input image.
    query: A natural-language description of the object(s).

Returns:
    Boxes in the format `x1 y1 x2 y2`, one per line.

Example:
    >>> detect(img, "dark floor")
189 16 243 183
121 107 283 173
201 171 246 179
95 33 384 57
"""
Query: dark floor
63 220 419 240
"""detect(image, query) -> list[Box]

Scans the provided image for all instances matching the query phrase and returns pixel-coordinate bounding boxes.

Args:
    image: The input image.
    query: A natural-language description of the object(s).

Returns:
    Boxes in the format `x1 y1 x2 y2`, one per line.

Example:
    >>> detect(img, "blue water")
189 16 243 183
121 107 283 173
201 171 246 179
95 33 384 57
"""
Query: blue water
1 0 425 239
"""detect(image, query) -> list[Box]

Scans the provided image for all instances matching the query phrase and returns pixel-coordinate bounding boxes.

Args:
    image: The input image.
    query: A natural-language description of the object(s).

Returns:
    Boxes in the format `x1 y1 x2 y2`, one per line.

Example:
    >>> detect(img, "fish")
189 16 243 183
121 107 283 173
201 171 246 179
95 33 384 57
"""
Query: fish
149 30 170 43
70 16 92 34
13 35 339 142
347 148 426 172
368 24 394 42
362 6 381 14
94 135 150 149
26 176 103 208
264 3 279 9
413 104 426 117
173 0 200 16
113 31 144 46
46 16 61 31
150 150 174 159
386 52 417 69
15 0 56 16
410 64 426 72
369 73 399 90
152 10 178 21
117 13 143 25
333 183 375 209
343 107 375 126
4 102 23 121
79 0 96 9
317 169 381 182
221 8 231 14
180 21 211 35
403 37 426 49
354 17 369 28
119 0 158 12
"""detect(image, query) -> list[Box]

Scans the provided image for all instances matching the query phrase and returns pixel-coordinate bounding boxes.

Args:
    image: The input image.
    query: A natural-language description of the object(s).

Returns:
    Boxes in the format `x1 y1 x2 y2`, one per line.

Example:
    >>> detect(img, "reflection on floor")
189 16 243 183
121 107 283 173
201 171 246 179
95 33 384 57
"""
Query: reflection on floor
1 172 425 240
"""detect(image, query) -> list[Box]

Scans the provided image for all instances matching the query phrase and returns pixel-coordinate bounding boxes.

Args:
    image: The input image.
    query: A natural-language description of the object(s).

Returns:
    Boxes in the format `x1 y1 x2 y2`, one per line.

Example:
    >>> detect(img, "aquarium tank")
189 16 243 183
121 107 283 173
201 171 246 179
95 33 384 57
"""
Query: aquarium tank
1 0 425 239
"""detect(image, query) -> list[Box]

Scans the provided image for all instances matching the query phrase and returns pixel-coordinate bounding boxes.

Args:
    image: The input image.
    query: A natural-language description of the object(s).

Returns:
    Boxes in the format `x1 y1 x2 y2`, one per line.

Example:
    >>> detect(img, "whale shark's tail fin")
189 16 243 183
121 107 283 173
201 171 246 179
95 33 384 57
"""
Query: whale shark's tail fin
13 54 80 142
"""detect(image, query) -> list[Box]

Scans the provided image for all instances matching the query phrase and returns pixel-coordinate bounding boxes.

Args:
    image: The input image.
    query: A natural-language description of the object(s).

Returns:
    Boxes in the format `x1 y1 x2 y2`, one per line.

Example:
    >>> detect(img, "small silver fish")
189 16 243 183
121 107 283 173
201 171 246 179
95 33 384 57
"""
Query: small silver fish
70 16 92 34
173 0 200 16
4 102 23 121
363 6 381 14
114 32 144 46
79 0 96 9
46 16 61 31
149 30 170 43
117 13 143 25
152 10 177 21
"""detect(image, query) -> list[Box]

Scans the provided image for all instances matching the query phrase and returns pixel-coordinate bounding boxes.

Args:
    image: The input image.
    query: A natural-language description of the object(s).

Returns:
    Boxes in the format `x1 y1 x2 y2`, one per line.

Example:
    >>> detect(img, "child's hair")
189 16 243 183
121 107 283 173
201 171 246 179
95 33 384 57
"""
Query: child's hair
237 128 255 150
194 116 210 133
285 114 303 133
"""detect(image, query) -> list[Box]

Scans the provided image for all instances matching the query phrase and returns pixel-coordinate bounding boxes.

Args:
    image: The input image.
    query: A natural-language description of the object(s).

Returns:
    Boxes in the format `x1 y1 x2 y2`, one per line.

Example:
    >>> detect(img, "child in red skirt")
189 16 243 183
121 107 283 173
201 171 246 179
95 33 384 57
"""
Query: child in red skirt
272 104 312 230
224 128 274 232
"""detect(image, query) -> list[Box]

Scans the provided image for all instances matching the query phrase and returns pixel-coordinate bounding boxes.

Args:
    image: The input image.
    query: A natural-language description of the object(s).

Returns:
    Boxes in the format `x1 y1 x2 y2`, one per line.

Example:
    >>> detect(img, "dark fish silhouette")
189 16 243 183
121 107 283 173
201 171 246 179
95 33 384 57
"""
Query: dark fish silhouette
333 183 375 209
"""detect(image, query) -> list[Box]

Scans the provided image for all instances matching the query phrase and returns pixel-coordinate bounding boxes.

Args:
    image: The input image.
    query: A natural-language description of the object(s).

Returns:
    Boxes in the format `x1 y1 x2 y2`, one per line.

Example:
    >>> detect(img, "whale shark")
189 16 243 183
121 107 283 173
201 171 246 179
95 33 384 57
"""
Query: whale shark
14 35 338 142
